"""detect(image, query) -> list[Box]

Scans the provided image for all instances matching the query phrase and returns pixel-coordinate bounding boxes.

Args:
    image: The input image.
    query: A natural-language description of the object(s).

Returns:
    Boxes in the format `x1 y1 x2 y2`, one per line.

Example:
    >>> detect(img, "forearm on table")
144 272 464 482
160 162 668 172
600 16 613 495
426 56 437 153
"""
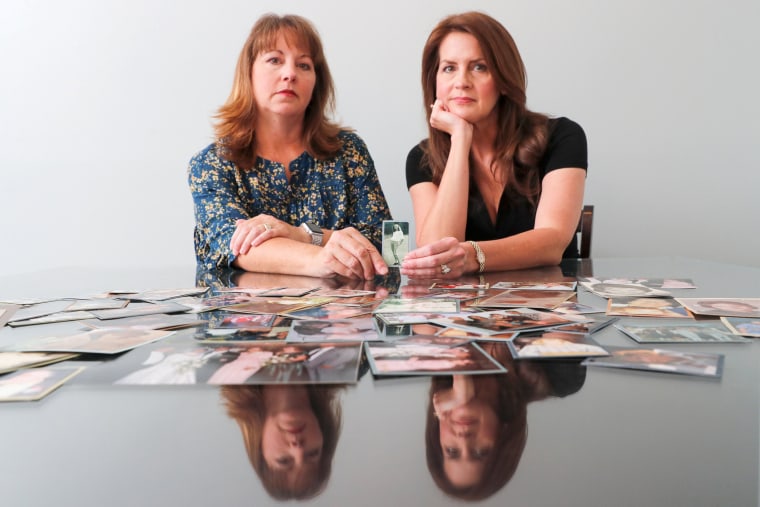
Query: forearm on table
468 228 573 272
233 239 324 276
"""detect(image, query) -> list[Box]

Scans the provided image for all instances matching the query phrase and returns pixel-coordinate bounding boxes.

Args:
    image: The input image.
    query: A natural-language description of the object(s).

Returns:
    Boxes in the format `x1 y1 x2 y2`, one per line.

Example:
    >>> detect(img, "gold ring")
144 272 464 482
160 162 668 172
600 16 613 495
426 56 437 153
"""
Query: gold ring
440 263 451 275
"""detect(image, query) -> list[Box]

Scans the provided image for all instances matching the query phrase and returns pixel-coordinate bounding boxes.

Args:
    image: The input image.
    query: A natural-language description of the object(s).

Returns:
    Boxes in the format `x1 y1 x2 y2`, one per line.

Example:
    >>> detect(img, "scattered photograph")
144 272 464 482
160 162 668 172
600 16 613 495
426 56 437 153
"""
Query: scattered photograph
119 287 210 301
491 281 576 291
508 330 609 359
606 297 690 318
373 298 460 314
286 303 372 321
258 287 319 297
381 220 409 267
63 298 128 312
436 327 516 341
0 352 79 375
579 277 697 290
0 365 85 402
7 300 71 323
81 313 202 331
614 322 752 344
553 301 605 315
579 281 670 298
551 316 619 334
7 310 96 327
431 308 579 335
674 298 760 318
582 346 723 378
227 297 333 315
429 281 490 291
286 318 378 342
17 328 175 354
195 317 293 343
108 341 362 385
209 313 277 331
311 288 376 298
90 301 191 320
365 335 507 376
720 317 760 338
376 312 455 325
474 289 575 310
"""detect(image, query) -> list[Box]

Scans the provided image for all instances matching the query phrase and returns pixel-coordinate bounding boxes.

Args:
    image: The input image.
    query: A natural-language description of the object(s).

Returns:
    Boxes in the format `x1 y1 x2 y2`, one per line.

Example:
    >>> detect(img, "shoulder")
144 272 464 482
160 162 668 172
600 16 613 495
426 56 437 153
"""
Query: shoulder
543 117 588 172
337 130 369 155
405 141 432 188
189 143 229 172
406 141 426 165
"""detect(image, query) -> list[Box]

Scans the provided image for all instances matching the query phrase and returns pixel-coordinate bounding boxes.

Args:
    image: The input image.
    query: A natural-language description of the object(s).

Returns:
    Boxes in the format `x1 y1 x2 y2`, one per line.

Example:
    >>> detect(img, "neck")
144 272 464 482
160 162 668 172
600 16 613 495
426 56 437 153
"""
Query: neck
255 114 306 164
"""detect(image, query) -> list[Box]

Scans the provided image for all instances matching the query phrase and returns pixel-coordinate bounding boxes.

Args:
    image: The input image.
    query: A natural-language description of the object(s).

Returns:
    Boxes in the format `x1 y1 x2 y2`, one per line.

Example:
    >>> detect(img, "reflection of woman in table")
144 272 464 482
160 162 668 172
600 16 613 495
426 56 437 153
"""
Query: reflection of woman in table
221 385 342 500
425 343 586 500
390 223 405 266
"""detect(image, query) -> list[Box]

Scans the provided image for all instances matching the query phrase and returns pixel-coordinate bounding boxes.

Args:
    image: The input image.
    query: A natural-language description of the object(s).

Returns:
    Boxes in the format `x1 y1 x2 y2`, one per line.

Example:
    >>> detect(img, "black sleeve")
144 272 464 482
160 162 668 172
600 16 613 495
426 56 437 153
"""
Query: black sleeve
405 143 433 189
542 117 588 175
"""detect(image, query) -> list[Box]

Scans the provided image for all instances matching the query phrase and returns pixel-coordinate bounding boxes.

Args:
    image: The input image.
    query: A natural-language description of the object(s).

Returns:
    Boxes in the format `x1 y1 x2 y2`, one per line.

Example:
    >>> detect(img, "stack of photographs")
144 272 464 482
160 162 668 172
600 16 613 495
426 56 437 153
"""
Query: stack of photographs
614 322 752 344
720 317 760 338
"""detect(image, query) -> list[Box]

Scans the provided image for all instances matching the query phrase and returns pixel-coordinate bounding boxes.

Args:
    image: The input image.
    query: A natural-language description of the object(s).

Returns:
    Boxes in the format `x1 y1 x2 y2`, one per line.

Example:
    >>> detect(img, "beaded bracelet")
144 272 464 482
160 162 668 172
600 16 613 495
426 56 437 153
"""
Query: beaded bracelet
467 240 486 273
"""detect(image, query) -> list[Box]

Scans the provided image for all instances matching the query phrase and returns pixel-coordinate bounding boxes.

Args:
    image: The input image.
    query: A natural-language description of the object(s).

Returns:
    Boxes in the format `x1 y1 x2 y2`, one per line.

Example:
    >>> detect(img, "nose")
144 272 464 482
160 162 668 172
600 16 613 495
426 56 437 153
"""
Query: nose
455 428 474 438
289 435 305 448
282 61 297 82
453 69 471 89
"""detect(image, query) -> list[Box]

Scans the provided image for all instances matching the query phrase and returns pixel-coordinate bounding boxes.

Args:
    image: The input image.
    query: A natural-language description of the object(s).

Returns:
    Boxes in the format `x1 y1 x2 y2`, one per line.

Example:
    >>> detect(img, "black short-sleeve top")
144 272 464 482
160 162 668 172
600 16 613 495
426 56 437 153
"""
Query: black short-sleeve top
405 117 587 258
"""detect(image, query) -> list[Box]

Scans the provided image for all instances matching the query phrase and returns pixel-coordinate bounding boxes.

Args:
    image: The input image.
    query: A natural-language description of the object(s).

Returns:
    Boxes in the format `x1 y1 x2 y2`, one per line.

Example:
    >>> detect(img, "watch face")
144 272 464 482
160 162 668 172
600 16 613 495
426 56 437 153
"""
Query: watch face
304 222 322 234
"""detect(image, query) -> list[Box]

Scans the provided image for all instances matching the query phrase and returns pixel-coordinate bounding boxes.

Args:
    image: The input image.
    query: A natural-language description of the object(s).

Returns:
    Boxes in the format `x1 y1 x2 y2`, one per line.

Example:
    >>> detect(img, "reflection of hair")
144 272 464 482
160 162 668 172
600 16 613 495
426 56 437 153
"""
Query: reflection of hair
420 11 549 204
221 385 342 500
214 13 342 168
425 344 527 500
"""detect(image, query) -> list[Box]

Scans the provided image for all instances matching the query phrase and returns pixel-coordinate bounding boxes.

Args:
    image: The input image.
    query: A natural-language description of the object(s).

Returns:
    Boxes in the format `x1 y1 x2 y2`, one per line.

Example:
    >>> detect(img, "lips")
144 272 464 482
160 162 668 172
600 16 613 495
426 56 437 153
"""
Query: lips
450 96 474 105
276 89 297 97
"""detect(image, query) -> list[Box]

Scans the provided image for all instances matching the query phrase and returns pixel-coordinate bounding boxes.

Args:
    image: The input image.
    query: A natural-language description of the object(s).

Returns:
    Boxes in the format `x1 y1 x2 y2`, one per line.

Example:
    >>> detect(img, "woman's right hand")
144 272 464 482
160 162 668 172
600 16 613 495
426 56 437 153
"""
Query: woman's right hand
429 99 473 139
314 227 388 280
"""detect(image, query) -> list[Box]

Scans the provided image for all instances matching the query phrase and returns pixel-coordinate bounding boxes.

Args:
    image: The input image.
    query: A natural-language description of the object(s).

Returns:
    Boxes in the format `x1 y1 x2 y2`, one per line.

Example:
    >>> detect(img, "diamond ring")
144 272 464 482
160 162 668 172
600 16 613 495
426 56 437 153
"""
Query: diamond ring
440 263 451 275
263 224 272 232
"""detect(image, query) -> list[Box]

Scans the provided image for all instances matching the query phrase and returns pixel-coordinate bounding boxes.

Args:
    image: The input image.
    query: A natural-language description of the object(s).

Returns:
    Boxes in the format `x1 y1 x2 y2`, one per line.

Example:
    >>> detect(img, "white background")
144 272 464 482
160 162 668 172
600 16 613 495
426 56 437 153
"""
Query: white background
2 0 758 277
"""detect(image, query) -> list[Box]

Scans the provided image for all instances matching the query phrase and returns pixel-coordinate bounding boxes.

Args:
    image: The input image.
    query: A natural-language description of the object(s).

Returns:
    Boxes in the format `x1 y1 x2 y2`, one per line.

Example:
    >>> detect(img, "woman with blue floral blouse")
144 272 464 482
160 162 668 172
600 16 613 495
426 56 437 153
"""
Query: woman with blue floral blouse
189 14 392 280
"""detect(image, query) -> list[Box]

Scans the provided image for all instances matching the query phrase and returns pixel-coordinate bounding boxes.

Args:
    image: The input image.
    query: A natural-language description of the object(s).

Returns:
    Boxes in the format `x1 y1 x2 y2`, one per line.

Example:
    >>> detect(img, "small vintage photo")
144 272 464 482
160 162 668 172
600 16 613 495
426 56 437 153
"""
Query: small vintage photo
381 220 409 267
491 281 576 291
374 297 460 314
474 289 575 310
17 328 175 354
286 317 379 342
579 281 670 298
606 297 690 318
0 366 85 402
582 346 723 378
431 308 579 336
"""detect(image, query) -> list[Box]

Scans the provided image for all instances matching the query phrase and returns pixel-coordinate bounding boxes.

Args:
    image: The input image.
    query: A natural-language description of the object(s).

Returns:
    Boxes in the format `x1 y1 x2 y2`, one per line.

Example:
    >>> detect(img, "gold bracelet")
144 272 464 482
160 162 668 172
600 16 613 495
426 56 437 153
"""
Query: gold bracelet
468 240 486 273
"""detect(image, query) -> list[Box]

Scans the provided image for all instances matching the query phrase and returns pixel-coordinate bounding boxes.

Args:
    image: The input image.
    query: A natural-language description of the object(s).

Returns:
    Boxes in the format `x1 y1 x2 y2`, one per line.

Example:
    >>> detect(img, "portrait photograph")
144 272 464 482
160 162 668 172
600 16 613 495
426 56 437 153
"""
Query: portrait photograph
381 220 409 267
373 297 460 314
579 281 670 299
491 281 576 291
286 317 379 342
0 365 84 402
431 308 579 336
17 328 175 354
606 297 690 318
720 316 760 338
474 289 575 310
0 352 78 375
582 346 724 378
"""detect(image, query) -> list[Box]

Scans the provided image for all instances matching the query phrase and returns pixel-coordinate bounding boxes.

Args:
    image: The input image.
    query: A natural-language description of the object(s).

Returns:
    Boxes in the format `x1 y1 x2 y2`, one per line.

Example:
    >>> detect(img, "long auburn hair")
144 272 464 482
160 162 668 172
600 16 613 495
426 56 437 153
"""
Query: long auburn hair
221 385 343 500
214 14 342 169
420 11 550 205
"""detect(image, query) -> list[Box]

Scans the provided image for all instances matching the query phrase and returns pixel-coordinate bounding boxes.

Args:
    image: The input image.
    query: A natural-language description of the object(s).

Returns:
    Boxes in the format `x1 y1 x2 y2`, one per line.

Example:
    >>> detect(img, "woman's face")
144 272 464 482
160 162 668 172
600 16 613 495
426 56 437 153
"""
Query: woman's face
435 32 500 127
252 32 316 122
262 402 324 478
439 398 498 488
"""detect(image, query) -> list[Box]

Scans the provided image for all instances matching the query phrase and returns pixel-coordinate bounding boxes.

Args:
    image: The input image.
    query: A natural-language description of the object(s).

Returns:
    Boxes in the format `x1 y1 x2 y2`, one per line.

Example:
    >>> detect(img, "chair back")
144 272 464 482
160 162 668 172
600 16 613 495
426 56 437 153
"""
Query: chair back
576 205 594 259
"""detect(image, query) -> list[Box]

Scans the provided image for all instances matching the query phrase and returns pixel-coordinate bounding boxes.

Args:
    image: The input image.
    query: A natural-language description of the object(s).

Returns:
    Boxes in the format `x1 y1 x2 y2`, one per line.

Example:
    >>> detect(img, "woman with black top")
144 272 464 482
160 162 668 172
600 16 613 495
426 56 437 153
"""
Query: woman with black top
401 11 587 279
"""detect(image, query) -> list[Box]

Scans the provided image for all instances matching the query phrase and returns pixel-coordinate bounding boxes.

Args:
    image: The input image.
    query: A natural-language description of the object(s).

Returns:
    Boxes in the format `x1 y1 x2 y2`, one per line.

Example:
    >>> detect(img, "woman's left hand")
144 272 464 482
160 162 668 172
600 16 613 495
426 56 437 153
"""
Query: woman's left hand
400 237 466 279
230 214 302 256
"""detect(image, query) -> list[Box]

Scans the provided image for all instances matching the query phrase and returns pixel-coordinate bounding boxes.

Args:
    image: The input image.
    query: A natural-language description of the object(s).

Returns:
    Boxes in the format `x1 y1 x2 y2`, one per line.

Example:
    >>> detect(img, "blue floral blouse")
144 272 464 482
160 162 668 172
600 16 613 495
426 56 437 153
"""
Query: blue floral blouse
188 131 392 270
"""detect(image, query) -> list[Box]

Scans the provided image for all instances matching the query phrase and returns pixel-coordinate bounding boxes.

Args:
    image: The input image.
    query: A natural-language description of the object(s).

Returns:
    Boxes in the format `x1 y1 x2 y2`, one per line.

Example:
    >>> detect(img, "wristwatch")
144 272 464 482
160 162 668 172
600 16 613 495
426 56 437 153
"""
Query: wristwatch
301 222 324 246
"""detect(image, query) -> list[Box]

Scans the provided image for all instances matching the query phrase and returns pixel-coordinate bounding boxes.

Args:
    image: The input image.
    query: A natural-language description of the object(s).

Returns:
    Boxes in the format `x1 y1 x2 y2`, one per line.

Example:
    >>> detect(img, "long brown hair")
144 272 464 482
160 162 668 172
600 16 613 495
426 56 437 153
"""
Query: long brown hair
420 11 549 204
221 385 343 500
214 14 342 169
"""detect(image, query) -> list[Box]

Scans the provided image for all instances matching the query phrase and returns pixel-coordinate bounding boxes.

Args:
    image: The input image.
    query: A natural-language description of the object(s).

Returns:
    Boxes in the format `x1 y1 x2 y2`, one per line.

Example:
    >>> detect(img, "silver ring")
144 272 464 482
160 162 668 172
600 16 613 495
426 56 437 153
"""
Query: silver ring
263 223 272 232
440 263 451 275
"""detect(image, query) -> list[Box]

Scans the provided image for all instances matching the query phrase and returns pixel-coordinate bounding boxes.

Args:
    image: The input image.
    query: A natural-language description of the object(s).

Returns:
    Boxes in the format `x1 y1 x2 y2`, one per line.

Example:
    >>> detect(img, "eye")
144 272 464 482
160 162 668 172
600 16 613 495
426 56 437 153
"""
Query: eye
444 446 460 458
297 62 313 71
266 56 282 65
440 64 455 73
275 456 294 468
472 447 492 460
473 62 488 72
305 448 322 461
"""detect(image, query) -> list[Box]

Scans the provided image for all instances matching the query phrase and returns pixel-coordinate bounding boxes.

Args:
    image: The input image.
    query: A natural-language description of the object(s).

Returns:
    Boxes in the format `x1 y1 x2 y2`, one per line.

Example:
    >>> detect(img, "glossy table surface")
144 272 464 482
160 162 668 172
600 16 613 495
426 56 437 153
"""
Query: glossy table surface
0 257 758 507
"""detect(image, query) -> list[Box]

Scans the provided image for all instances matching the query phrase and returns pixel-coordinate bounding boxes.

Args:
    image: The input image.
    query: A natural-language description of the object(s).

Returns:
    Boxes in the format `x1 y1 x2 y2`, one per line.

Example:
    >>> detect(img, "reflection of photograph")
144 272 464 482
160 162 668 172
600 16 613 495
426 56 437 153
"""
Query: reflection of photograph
553 301 604 315
615 323 752 343
580 277 696 290
674 298 760 318
606 297 690 318
582 346 723 378
212 313 277 331
720 317 760 338
508 331 608 359
286 318 378 342
430 282 489 291
287 304 371 321
0 352 79 374
365 336 506 375
0 366 84 402
381 220 409 267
